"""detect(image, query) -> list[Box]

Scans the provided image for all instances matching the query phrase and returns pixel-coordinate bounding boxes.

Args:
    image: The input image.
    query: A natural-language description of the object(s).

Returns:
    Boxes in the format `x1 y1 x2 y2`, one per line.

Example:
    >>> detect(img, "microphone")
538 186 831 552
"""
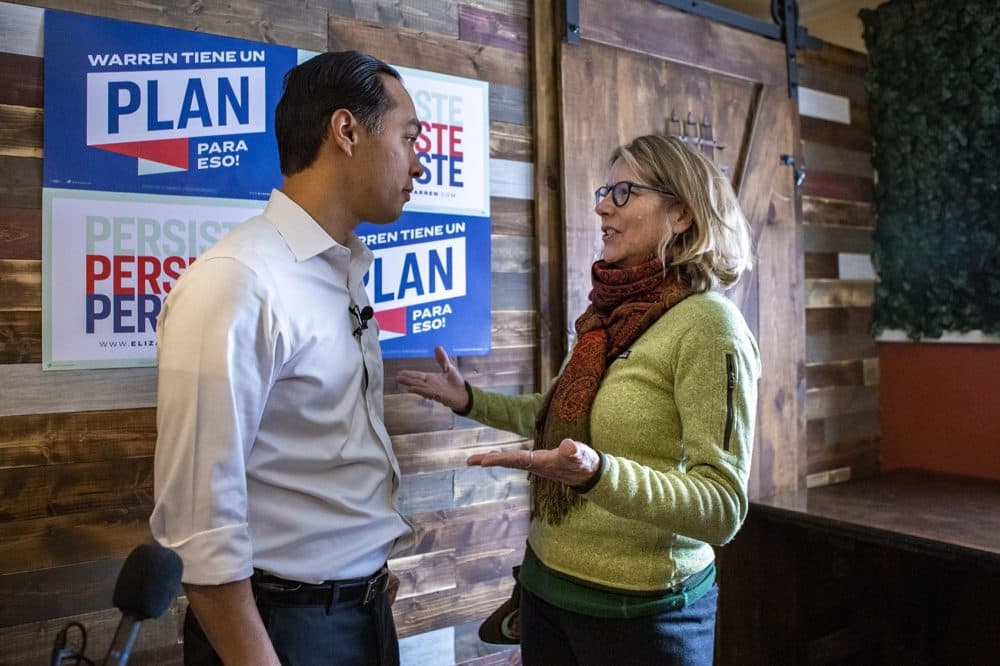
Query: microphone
102 543 183 666
351 304 374 338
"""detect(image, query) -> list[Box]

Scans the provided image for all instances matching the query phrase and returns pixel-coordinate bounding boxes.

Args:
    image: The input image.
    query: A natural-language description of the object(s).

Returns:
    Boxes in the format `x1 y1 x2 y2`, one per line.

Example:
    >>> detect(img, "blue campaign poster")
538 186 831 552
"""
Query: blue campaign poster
43 10 295 199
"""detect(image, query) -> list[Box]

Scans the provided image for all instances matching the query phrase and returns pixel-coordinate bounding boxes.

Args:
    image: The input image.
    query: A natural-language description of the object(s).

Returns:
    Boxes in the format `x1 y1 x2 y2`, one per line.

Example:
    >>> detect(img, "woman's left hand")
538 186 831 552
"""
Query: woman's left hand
467 438 601 488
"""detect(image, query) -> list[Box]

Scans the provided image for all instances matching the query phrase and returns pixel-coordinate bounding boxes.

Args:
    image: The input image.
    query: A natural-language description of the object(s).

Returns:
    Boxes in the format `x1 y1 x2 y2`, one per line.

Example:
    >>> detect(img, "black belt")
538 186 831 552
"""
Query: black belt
251 565 389 610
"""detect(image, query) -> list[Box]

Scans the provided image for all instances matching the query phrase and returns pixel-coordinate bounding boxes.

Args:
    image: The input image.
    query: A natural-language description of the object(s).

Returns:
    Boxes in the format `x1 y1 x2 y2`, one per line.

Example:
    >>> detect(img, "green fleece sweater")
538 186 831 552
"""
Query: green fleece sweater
468 291 760 593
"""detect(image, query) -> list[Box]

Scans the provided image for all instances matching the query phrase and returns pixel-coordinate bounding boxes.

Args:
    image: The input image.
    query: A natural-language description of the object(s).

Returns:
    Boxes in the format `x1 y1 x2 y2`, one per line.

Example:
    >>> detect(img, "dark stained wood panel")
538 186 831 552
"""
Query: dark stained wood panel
0 457 153 522
806 360 864 389
801 116 871 153
801 170 873 202
0 207 41 260
0 53 43 107
0 155 42 209
489 120 533 162
490 197 532 236
458 4 528 53
578 0 785 86
806 307 873 335
805 252 838 279
329 16 528 89
804 223 873 254
806 334 878 364
802 141 872 178
0 310 41 364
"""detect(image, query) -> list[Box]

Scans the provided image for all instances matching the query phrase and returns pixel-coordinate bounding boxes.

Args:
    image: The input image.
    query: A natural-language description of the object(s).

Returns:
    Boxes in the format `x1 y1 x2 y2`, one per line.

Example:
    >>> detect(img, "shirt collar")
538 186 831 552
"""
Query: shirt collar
263 189 372 266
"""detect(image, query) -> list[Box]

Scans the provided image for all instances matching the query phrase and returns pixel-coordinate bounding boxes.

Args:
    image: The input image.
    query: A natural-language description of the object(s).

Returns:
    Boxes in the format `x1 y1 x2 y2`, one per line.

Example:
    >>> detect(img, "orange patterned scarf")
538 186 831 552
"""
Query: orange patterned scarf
531 257 695 524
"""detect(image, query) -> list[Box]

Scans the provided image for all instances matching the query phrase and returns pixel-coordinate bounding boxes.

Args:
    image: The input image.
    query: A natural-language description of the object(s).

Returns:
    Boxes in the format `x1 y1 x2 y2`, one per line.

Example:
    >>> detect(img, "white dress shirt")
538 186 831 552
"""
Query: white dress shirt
150 189 412 585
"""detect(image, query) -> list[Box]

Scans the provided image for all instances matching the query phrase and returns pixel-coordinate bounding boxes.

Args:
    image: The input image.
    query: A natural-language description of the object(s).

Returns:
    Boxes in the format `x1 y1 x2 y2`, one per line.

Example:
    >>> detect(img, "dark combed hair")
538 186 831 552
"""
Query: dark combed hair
275 50 400 176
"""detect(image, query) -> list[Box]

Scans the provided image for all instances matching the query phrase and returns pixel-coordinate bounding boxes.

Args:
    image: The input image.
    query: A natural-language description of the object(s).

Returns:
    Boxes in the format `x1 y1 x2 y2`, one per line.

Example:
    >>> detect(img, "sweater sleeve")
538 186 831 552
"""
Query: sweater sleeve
465 386 547 438
583 317 760 545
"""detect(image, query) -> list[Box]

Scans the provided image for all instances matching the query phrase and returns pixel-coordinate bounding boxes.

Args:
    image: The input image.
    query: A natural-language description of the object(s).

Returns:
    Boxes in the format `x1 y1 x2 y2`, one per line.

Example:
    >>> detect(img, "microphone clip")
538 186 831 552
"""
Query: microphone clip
350 304 374 338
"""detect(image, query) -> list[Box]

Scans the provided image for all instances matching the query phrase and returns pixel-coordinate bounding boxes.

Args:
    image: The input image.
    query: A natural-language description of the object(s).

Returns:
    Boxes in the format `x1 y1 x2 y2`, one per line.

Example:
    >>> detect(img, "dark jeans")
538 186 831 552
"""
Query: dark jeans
183 580 399 666
520 584 719 666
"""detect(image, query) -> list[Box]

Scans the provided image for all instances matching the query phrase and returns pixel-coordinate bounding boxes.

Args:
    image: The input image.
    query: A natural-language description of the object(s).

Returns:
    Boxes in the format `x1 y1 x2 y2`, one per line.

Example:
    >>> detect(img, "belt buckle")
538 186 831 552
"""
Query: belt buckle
363 568 389 607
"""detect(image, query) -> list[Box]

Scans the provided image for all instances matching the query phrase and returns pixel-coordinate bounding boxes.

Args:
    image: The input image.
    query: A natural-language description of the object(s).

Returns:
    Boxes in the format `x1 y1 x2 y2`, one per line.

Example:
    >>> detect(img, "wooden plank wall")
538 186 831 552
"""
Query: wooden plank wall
0 2 535 664
798 44 879 484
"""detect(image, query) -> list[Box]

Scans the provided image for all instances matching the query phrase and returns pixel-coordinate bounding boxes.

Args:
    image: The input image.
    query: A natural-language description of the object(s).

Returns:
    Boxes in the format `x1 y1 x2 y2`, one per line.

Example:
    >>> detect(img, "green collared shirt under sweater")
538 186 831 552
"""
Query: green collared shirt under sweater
467 292 760 616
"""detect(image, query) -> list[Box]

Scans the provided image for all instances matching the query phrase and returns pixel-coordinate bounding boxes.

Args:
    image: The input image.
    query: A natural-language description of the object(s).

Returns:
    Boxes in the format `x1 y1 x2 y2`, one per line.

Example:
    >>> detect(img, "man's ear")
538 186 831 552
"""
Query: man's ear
328 108 360 157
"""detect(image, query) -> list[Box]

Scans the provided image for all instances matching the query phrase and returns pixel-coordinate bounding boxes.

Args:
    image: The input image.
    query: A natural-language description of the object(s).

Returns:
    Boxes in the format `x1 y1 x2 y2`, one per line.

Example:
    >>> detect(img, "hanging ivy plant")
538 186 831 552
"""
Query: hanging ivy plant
861 0 1000 339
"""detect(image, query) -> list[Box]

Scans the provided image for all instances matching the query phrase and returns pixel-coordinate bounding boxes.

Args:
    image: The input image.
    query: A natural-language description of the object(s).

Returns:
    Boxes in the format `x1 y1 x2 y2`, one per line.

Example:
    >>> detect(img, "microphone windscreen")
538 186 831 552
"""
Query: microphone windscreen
112 543 183 620
360 306 374 320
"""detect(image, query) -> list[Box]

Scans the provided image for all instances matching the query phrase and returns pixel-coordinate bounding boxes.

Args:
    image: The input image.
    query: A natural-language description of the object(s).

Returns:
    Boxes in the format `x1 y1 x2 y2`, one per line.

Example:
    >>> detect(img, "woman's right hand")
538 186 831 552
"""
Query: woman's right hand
396 346 470 412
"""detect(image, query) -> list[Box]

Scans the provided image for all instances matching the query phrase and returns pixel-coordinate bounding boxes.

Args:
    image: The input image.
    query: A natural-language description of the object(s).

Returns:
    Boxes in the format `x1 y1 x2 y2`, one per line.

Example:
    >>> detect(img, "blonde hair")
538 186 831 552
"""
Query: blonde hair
611 134 753 291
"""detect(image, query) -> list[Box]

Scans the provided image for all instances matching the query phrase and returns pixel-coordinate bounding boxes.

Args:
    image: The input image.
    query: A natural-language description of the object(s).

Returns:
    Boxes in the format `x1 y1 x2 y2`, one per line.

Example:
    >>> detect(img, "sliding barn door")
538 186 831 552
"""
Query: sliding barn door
556 0 804 500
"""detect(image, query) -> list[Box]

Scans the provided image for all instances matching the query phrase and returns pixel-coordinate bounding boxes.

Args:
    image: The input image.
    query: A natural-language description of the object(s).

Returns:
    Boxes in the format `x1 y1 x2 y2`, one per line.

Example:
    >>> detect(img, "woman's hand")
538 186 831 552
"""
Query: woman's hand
396 346 470 411
467 439 601 489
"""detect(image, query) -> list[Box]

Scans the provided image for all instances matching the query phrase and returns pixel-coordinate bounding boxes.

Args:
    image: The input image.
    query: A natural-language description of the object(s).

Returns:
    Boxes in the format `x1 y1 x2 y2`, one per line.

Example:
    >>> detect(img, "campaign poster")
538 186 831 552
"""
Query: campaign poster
359 66 491 357
41 10 491 369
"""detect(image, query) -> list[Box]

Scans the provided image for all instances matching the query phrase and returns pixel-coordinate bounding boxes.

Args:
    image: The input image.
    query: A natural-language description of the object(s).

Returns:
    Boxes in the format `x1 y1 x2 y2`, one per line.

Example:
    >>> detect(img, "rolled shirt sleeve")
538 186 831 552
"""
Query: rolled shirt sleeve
150 256 282 585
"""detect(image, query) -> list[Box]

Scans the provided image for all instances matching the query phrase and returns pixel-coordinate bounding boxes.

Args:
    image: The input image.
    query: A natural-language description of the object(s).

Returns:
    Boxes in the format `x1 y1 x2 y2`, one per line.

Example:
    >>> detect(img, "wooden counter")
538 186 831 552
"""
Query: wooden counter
716 469 1000 665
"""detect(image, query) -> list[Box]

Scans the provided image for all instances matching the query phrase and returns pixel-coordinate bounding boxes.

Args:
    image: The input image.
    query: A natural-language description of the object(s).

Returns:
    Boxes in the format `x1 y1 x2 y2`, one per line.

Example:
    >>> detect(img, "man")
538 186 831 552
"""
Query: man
150 51 424 665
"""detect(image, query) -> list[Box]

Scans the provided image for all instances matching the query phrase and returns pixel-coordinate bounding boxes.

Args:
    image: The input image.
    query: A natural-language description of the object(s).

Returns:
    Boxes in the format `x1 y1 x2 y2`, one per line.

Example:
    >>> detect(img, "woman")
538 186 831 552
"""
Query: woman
397 134 760 665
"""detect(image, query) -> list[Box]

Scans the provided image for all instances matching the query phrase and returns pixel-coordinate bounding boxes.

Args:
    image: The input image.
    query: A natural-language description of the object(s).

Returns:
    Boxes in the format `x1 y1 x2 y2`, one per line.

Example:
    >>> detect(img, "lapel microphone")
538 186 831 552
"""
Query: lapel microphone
350 304 374 338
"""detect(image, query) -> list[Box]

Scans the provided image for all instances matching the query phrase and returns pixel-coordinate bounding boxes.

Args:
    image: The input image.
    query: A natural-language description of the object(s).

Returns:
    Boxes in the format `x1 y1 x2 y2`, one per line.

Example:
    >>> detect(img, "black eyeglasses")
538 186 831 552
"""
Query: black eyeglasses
594 181 676 207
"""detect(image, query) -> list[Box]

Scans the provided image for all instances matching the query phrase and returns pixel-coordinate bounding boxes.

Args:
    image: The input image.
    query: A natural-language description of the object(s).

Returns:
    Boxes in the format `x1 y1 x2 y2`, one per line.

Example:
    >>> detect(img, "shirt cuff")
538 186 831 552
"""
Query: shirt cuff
157 523 254 585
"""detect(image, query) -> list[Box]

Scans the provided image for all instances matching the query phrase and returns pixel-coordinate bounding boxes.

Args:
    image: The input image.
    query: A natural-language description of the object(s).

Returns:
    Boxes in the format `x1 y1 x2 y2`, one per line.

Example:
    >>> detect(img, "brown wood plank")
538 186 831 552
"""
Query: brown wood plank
806 307 873 335
392 576 514 638
862 358 879 386
800 116 870 153
384 392 457 434
0 506 151 574
799 62 868 107
799 42 866 75
803 197 873 228
0 457 153 522
329 16 528 89
393 427 528 476
531 0 565 391
0 103 42 158
29 0 338 52
0 310 41 364
805 252 838 279
579 0 785 86
0 53 43 108
806 334 878 364
806 385 880 420
409 499 530 553
0 365 158 418
803 222 873 254
806 360 864 389
389 548 457 601
0 557 126 627
806 280 875 309
734 84 803 498
0 598 184 663
0 207 41 260
817 410 881 447
801 141 872 178
0 258 40 311
458 4 529 53
335 1 459 38
489 83 530 126
801 170 873 203
460 345 534 388
806 437 880 479
489 120 533 162
0 407 157 469
455 533 524 586
0 155 42 209
490 234 534 273
490 197 532 236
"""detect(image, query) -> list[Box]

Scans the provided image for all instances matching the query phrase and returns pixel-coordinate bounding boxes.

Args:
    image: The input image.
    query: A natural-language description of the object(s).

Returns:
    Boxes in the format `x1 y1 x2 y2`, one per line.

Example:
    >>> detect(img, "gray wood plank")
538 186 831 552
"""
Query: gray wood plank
0 365 157 417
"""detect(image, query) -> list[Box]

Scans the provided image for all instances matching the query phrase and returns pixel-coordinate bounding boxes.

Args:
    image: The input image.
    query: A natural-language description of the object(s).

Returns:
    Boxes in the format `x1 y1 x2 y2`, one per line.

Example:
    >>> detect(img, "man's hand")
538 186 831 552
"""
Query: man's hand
185 579 281 666
467 439 601 488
